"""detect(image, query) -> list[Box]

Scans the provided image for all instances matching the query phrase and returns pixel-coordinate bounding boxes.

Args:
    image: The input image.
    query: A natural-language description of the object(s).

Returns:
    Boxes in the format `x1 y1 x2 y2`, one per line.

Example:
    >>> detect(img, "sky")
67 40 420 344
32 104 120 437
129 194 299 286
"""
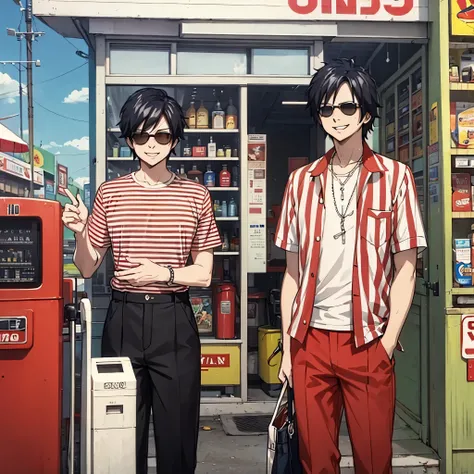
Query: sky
0 1 89 183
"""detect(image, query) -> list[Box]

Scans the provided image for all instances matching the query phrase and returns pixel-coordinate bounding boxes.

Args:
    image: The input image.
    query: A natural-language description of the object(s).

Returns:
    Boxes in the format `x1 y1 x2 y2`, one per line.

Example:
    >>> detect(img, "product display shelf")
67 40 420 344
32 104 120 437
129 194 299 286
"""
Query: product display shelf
199 338 243 345
216 217 239 221
169 157 240 161
451 149 474 155
450 83 474 91
215 251 239 256
451 287 474 295
208 187 239 192
106 127 239 134
107 157 241 161
453 212 474 218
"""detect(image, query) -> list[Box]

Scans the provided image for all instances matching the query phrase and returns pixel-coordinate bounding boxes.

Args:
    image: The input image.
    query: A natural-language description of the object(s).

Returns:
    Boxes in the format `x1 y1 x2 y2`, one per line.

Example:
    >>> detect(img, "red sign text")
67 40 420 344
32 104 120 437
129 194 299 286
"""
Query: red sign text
288 0 414 16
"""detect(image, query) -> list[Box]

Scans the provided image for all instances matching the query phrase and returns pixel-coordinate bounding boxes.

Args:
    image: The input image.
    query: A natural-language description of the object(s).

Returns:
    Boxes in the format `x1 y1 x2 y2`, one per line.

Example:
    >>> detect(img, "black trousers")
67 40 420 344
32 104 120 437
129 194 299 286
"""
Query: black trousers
101 290 201 474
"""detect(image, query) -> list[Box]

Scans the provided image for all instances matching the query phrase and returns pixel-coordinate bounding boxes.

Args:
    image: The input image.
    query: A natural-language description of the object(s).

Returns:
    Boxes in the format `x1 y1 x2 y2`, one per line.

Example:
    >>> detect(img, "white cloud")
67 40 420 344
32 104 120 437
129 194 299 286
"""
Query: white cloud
64 136 89 151
0 72 26 103
42 141 62 149
63 87 89 104
74 176 89 187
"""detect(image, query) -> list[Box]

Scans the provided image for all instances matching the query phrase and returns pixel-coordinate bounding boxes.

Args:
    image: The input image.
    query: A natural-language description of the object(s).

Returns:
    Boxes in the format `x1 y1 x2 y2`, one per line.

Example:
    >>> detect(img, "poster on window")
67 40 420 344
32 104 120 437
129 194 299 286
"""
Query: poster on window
247 134 267 273
451 0 474 36
57 164 68 196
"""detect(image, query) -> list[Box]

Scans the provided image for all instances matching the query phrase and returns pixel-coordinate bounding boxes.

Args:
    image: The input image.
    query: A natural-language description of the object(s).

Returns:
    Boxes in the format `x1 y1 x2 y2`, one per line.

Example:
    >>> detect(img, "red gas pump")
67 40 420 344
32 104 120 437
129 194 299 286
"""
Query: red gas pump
215 283 236 339
0 198 64 474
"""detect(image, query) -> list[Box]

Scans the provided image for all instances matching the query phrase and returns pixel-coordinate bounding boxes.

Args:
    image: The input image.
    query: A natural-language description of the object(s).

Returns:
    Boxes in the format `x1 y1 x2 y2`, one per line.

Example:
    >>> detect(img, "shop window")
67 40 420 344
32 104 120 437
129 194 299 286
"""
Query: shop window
251 49 309 75
177 50 247 75
109 45 170 75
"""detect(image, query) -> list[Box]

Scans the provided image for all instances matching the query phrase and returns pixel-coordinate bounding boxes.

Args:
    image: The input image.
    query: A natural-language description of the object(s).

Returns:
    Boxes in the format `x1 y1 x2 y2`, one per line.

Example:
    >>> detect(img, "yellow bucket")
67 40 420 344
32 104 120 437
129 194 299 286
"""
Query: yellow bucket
258 326 282 385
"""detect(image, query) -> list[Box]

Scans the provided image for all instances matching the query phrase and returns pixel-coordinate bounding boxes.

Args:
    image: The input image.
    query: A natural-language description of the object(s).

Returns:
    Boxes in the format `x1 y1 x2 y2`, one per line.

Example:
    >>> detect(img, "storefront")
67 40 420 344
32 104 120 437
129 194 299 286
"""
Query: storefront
0 151 43 197
34 0 460 469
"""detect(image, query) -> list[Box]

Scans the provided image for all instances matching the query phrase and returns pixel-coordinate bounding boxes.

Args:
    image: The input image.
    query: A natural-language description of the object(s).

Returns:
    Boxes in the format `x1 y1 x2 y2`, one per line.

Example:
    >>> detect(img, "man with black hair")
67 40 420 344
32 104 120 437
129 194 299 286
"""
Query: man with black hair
62 88 222 474
275 59 427 473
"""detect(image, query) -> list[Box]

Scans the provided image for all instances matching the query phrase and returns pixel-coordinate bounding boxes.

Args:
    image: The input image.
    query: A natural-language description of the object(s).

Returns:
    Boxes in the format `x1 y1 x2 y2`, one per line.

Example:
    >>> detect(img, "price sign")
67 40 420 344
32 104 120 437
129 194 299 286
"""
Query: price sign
0 317 27 345
461 315 474 382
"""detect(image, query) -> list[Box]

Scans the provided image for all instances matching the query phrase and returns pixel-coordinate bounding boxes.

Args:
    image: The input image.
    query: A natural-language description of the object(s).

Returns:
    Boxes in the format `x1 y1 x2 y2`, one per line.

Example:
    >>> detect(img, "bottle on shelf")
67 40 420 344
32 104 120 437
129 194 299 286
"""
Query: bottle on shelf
197 100 209 129
188 165 203 184
222 233 230 252
221 200 228 217
179 164 187 179
232 166 239 187
212 100 225 129
215 200 222 217
183 137 192 157
219 164 231 187
228 197 237 217
225 98 238 130
186 101 197 129
208 136 217 158
232 229 240 252
204 165 215 187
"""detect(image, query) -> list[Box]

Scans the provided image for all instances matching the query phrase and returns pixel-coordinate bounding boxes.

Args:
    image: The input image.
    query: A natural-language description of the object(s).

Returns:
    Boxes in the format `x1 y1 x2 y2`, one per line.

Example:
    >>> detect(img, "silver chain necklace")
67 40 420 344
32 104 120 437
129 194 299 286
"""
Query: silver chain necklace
330 156 362 245
329 152 363 202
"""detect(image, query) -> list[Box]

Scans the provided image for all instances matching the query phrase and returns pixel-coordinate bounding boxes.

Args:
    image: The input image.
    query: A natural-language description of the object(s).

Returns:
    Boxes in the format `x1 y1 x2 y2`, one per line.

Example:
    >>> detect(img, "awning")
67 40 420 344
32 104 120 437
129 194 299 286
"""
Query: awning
0 123 28 154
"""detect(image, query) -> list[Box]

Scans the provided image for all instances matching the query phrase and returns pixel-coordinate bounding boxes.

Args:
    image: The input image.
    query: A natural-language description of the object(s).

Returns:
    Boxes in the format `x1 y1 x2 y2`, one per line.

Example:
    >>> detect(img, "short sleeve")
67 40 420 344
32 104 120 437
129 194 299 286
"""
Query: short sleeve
191 188 222 251
391 167 427 254
274 172 299 253
87 185 111 249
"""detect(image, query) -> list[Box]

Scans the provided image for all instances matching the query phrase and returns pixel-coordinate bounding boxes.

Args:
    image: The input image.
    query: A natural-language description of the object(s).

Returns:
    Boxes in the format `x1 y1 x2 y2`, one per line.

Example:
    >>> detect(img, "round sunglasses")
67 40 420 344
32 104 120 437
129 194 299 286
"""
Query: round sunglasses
319 102 359 118
131 131 172 146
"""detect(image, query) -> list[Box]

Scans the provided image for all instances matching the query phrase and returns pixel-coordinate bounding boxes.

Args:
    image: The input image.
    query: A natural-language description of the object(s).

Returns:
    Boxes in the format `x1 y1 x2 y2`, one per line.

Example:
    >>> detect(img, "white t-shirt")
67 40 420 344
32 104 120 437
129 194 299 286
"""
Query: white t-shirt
311 166 360 331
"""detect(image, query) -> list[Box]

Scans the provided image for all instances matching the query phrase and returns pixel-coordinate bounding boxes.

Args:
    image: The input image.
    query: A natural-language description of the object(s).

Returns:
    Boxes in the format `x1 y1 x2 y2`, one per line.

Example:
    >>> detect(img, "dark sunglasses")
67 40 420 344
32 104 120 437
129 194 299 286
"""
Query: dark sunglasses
319 102 359 118
131 131 172 146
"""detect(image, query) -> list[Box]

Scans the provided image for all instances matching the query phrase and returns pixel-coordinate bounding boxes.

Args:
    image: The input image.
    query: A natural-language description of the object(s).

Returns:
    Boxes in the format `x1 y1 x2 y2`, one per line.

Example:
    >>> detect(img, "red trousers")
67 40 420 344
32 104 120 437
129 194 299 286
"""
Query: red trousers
291 328 395 474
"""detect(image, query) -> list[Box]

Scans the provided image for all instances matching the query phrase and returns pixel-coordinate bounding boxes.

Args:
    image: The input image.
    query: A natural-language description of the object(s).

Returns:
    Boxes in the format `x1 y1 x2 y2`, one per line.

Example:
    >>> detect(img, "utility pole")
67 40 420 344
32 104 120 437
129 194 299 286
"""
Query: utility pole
19 41 23 140
25 0 34 197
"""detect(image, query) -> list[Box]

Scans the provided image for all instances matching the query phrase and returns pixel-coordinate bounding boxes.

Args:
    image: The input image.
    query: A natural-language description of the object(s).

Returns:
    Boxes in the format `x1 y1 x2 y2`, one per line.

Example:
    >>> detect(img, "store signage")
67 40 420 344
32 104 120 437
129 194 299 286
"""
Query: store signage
247 134 267 274
34 0 427 22
201 354 230 370
0 152 43 185
288 0 414 16
200 345 240 385
451 0 474 36
461 315 474 382
461 315 474 359
33 167 44 186
57 164 68 196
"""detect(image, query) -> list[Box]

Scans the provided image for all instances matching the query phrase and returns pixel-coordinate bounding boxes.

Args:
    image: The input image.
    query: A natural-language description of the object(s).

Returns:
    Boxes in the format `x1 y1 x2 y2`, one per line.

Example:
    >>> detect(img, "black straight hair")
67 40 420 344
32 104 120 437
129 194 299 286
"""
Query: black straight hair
306 58 381 139
117 87 187 158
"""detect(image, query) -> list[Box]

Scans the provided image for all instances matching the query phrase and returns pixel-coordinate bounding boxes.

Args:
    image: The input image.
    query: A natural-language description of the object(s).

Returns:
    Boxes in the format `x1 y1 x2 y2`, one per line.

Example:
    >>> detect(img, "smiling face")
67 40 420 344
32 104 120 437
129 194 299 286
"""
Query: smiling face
319 82 371 143
126 115 177 167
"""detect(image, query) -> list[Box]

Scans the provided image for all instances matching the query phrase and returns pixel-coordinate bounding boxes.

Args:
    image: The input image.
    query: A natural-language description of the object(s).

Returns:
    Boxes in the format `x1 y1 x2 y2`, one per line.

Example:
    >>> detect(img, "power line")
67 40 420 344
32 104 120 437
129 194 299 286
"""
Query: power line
38 62 87 84
33 100 88 123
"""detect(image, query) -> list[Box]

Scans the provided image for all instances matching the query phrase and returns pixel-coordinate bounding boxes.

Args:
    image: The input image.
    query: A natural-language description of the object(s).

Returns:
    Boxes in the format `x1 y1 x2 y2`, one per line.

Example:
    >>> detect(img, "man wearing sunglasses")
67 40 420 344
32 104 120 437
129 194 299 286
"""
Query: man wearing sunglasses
62 88 222 474
275 59 427 473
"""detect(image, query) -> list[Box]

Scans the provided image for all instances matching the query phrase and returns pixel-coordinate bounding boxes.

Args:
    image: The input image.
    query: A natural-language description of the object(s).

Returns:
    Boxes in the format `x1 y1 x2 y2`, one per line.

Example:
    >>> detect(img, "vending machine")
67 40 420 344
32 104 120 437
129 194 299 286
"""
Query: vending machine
0 198 64 474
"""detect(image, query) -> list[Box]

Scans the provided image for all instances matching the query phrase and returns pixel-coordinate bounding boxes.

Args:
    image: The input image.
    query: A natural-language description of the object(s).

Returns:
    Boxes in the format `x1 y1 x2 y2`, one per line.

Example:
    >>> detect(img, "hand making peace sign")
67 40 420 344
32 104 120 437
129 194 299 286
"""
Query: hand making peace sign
62 188 89 234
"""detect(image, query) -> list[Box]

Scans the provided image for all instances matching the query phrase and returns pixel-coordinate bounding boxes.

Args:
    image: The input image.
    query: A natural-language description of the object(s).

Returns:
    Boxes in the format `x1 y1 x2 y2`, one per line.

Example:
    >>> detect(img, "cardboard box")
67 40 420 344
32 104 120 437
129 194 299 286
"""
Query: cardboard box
192 146 206 157
454 239 472 286
451 102 474 148
452 173 472 211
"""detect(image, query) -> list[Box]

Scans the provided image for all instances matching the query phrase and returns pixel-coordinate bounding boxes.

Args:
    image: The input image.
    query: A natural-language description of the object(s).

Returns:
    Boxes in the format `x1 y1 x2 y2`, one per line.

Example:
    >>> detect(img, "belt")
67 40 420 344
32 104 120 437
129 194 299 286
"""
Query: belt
112 290 189 304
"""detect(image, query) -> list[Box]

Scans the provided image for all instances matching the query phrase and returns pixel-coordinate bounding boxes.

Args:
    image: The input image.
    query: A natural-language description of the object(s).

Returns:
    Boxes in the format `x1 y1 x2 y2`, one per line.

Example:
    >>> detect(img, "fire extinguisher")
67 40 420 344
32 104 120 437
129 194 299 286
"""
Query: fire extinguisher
215 283 236 339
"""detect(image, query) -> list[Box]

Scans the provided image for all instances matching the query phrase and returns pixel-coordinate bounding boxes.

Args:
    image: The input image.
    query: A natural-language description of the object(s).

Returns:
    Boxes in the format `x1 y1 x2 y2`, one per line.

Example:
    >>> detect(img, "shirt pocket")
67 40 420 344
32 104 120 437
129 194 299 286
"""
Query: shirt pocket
363 209 393 246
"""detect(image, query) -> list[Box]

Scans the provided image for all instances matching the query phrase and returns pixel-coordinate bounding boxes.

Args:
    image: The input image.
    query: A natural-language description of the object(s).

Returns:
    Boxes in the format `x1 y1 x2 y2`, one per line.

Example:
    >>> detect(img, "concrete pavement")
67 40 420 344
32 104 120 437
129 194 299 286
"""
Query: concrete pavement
147 415 440 474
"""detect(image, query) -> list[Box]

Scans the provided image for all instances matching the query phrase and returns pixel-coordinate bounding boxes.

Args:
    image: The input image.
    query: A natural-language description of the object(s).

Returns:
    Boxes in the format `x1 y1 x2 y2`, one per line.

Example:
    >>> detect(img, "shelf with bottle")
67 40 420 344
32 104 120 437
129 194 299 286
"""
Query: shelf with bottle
172 162 239 189
185 95 239 132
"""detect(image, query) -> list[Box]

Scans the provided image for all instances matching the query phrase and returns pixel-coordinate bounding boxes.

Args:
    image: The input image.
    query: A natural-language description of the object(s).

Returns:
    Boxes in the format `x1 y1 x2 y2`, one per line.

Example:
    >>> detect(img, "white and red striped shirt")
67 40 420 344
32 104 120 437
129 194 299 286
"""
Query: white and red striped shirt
87 173 222 293
275 143 427 348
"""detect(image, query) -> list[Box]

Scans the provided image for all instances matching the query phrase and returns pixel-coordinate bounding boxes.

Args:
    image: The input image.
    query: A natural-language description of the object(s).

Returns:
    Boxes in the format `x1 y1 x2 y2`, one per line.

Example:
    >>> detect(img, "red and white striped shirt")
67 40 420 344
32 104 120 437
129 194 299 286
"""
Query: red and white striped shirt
275 143 427 348
87 173 222 293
